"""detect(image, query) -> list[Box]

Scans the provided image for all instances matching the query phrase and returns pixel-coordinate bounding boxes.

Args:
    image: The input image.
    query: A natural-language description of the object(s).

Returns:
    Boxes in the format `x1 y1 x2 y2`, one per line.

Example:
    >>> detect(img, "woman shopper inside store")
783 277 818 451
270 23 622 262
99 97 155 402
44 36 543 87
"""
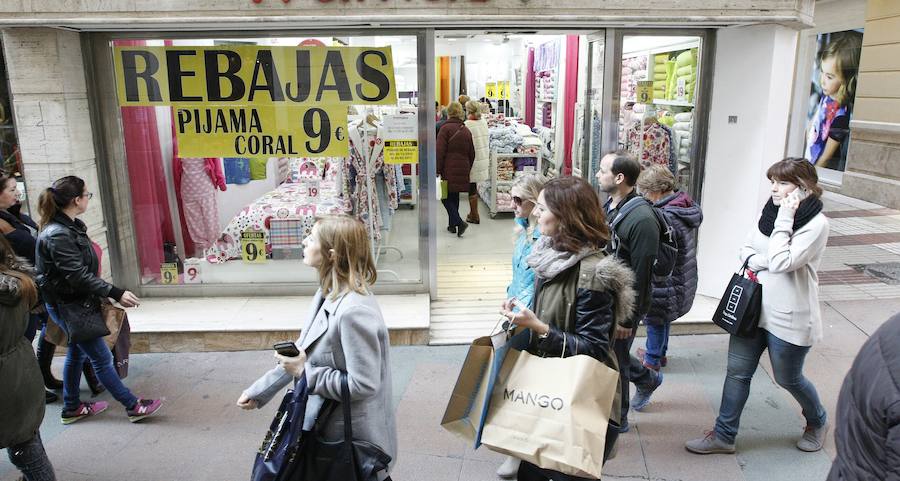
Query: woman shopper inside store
35 176 163 425
465 100 490 225
686 158 830 455
496 172 548 479
500 176 635 481
437 101 476 237
0 235 57 481
238 215 397 480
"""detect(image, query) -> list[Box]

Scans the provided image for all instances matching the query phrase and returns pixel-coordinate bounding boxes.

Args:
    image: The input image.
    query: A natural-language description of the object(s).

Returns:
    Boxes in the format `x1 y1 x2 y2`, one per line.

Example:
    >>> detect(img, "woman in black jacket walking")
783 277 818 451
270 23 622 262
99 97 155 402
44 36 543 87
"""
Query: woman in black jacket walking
500 176 636 481
35 176 163 424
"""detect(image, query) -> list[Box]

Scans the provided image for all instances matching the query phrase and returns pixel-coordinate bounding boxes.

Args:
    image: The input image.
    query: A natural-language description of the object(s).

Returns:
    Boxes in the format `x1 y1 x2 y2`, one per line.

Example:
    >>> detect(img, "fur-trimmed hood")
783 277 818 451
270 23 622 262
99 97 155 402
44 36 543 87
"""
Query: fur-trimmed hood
578 253 637 326
0 256 35 305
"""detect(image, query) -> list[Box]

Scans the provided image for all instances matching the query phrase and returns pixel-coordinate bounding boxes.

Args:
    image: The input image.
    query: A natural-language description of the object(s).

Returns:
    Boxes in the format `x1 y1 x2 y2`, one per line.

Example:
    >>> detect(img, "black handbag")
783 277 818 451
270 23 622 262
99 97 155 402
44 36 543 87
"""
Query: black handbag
292 373 391 481
57 296 110 345
712 257 763 338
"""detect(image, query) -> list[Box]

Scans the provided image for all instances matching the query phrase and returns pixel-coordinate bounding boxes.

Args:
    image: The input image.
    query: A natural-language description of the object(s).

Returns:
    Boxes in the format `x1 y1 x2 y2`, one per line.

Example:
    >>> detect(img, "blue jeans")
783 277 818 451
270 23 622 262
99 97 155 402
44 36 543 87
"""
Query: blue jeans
45 303 138 412
644 323 670 367
442 193 464 228
714 329 827 444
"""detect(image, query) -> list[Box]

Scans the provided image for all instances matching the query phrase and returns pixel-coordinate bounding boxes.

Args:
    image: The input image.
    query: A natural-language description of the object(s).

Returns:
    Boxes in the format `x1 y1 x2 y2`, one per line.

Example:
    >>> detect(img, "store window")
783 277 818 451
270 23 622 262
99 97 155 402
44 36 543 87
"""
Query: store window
617 35 703 196
0 42 28 213
110 36 421 287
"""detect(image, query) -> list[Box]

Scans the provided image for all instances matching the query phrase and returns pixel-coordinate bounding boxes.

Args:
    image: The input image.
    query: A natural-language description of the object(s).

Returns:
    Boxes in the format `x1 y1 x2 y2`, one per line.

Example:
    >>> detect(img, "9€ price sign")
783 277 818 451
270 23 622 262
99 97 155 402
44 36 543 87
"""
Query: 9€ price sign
160 263 180 284
241 231 267 263
485 82 497 99
636 81 655 104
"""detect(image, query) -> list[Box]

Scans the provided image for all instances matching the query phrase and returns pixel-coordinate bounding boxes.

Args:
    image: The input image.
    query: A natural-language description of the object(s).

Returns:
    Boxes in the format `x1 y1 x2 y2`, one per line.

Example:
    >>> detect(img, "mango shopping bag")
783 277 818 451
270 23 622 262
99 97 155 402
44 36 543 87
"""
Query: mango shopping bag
480 348 619 479
440 329 530 449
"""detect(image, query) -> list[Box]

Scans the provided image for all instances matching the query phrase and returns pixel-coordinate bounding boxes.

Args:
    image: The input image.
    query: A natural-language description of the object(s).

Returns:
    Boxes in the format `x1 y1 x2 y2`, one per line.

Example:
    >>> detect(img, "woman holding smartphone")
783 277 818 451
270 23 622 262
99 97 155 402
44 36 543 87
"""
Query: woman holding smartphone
238 215 397 480
686 158 831 455
499 176 636 481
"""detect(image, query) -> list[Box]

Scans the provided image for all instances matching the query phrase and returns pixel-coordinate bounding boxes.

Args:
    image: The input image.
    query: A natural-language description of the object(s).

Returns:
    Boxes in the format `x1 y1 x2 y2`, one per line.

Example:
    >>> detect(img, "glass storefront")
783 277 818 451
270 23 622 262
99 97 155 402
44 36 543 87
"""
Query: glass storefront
109 35 422 287
86 28 712 296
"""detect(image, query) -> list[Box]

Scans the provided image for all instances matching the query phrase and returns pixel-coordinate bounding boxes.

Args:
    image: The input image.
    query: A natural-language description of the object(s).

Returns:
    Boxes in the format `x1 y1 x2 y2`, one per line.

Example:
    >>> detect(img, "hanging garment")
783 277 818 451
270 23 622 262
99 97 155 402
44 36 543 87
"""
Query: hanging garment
224 158 251 184
345 122 401 242
626 121 674 170
180 158 220 250
249 158 268 180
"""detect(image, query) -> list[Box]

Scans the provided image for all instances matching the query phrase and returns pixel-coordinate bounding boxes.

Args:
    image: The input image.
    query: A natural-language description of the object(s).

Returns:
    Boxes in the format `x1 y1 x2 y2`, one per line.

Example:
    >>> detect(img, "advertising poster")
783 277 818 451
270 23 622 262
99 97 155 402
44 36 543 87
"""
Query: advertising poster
805 30 863 171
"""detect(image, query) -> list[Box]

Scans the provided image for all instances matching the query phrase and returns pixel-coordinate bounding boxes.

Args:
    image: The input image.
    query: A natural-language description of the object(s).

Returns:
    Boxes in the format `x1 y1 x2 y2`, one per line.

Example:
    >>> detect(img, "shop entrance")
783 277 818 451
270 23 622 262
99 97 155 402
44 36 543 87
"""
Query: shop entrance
430 30 711 345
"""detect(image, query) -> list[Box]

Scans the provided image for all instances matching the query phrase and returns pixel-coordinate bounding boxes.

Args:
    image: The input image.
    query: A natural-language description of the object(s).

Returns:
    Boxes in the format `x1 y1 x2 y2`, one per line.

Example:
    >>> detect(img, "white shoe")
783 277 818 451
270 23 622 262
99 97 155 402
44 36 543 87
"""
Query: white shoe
496 456 520 479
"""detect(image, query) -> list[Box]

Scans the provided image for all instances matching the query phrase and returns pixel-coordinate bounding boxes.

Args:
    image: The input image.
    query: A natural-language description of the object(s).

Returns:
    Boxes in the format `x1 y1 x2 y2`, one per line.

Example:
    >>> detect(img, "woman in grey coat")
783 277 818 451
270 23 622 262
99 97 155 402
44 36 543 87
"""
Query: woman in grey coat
238 215 397 479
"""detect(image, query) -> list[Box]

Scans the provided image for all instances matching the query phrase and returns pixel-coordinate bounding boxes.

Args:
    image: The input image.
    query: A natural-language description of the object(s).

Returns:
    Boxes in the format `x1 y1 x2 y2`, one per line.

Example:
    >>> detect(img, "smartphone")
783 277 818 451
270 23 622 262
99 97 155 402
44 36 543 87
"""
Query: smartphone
273 341 300 357
510 297 528 312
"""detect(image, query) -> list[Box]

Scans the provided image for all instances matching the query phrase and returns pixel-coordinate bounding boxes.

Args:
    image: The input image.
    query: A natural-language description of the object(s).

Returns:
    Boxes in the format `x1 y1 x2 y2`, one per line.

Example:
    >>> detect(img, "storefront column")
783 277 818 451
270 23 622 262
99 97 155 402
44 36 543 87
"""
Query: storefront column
695 24 799 297
0 27 112 277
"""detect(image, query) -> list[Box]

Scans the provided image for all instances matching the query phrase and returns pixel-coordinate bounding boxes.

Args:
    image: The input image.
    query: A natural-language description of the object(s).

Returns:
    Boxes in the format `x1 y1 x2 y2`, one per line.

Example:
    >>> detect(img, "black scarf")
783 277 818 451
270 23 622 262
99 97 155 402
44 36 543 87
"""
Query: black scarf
757 197 823 237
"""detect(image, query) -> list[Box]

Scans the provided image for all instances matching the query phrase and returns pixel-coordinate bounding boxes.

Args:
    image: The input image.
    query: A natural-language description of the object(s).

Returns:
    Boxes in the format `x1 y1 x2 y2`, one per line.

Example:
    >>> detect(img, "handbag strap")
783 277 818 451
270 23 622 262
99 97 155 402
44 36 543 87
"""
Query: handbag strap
739 255 753 275
340 373 353 446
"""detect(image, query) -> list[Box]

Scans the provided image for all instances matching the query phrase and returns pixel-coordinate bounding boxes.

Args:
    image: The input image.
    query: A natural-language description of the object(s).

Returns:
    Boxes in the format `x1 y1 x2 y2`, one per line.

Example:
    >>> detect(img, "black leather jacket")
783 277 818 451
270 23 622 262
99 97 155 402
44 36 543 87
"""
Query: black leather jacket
35 213 124 305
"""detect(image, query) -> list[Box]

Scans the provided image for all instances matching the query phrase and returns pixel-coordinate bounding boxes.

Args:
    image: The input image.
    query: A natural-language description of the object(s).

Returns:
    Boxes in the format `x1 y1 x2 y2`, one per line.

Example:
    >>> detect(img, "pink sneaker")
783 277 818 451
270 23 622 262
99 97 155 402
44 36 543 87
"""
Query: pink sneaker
61 401 109 425
127 398 164 423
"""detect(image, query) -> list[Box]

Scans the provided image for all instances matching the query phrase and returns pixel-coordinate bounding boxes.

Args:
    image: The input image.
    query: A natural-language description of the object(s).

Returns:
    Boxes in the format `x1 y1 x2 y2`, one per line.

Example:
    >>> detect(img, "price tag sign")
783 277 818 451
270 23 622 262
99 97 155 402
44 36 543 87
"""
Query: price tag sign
184 261 202 284
160 263 180 285
485 82 497 99
383 114 419 165
497 81 507 100
241 231 267 264
676 78 687 101
636 81 654 104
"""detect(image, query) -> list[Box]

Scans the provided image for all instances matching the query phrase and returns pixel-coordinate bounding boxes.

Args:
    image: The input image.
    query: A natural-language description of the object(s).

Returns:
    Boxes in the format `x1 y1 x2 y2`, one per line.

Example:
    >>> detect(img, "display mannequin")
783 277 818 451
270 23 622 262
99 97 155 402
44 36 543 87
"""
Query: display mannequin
179 157 226 256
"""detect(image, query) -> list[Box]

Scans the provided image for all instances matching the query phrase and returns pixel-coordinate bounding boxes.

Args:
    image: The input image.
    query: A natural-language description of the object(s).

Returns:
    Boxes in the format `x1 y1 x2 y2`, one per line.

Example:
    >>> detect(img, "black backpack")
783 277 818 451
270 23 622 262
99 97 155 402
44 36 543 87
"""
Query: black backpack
609 196 679 280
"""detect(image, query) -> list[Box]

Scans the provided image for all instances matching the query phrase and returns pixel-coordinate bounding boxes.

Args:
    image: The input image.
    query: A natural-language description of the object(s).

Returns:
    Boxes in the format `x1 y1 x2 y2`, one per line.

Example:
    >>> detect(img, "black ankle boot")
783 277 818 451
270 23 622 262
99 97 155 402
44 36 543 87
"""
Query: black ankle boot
45 390 58 404
83 363 105 396
36 336 63 390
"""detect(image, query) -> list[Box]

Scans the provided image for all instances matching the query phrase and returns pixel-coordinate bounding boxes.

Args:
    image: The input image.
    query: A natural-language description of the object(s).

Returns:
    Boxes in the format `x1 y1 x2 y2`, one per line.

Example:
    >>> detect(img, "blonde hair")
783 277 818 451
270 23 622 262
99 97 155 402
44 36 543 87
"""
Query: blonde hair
465 100 482 120
510 174 549 242
637 164 676 194
313 215 377 299
458 95 470 107
446 101 465 121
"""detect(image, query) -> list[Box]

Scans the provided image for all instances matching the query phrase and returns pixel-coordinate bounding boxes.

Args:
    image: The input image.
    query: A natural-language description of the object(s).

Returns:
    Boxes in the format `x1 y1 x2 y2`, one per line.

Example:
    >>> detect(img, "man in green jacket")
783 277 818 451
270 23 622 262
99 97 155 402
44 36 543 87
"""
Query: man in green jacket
597 150 664 433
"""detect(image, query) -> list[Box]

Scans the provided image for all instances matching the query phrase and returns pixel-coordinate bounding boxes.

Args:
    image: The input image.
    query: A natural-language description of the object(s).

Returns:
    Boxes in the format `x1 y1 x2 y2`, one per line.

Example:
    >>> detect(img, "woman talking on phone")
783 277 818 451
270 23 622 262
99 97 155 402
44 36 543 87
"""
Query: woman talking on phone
238 215 397 480
686 158 831 455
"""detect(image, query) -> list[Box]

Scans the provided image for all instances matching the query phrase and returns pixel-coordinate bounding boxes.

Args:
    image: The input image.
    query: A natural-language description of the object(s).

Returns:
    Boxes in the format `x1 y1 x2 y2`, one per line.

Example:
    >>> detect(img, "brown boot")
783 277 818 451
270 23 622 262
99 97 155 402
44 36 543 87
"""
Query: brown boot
83 362 105 396
466 194 480 224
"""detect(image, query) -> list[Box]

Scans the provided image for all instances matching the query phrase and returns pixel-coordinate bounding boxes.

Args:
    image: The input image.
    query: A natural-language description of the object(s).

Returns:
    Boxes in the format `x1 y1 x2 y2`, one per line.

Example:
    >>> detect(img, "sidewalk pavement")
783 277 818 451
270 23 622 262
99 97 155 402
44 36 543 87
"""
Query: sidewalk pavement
3 294 899 481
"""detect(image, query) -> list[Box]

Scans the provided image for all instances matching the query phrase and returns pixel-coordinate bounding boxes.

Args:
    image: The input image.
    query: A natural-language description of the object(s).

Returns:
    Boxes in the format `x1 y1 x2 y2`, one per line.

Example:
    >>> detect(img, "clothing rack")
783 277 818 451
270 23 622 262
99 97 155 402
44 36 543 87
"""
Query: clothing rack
357 106 401 281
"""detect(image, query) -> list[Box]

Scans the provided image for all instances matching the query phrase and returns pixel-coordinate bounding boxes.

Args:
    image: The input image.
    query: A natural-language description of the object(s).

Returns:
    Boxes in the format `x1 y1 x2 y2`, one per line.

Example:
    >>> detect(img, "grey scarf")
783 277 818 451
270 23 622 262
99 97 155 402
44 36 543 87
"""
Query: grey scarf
526 236 597 280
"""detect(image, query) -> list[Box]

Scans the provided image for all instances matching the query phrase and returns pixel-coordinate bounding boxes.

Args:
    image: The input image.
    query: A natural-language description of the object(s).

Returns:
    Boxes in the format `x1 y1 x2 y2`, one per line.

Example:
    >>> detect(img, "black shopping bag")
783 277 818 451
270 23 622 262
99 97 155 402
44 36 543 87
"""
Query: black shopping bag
251 376 309 481
712 258 762 338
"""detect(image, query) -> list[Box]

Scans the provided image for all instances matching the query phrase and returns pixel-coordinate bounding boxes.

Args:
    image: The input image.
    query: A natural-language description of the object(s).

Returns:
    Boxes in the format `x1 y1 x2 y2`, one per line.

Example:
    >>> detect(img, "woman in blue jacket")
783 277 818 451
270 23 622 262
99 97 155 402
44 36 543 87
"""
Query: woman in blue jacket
496 173 547 480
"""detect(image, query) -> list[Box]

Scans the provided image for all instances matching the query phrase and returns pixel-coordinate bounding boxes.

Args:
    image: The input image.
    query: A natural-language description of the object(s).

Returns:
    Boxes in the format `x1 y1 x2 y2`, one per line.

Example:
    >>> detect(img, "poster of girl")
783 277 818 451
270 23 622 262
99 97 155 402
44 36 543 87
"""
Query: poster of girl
805 30 863 171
